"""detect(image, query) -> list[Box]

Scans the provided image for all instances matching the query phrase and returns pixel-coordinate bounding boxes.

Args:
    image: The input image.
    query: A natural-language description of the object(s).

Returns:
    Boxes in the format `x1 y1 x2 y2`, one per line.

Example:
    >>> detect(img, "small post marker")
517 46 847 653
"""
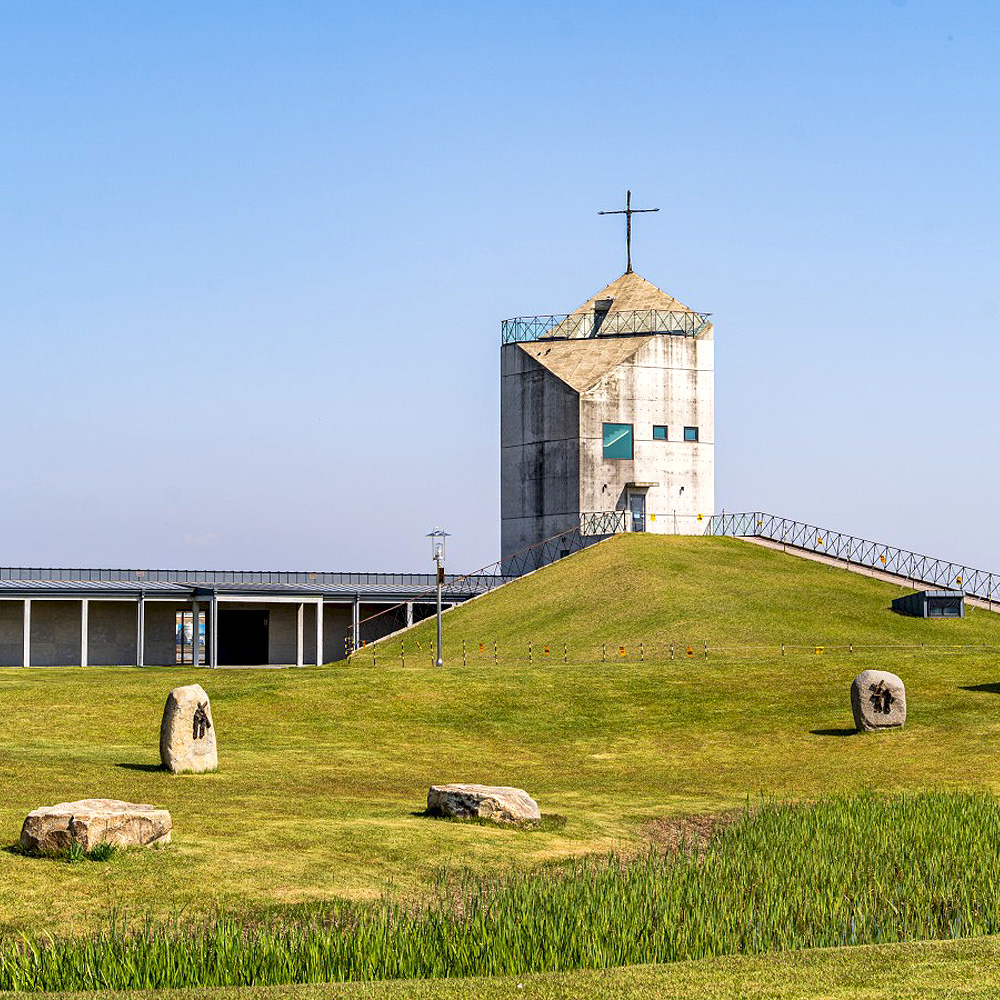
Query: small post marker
529 642 533 664
463 640 467 666
563 642 567 663
619 645 626 658
494 641 498 666
603 643 607 662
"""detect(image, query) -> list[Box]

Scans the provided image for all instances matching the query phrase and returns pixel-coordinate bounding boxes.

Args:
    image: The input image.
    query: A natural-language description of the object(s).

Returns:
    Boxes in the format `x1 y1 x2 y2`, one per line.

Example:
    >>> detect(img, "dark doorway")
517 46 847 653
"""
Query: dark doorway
217 610 270 665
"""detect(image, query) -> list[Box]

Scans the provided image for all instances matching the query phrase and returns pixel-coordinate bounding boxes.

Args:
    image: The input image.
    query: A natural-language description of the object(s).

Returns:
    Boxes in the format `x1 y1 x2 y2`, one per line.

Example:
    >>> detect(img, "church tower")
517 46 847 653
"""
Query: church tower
500 202 714 560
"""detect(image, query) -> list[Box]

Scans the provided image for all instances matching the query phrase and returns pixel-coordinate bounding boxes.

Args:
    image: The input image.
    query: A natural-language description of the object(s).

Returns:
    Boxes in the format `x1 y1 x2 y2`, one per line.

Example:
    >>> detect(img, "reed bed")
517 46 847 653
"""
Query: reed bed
4 791 1000 991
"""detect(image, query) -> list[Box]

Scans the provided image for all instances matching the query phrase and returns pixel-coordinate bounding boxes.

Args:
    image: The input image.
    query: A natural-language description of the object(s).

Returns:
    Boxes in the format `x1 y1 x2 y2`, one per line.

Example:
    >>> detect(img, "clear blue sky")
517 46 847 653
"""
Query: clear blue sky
1 0 997 573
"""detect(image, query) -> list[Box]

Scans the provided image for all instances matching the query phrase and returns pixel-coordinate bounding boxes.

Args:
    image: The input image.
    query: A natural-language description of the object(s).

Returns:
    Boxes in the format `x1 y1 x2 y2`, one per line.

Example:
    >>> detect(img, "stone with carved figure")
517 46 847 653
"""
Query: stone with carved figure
160 683 218 773
850 669 906 732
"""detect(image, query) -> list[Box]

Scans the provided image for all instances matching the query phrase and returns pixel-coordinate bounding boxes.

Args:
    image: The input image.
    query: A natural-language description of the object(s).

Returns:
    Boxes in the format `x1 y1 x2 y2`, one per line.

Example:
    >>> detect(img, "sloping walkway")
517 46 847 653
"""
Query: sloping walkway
740 536 1000 614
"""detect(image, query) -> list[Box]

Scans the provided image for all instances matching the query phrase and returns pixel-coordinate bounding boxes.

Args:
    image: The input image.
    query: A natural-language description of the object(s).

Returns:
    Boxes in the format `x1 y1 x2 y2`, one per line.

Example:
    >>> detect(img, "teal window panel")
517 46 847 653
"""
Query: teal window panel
603 423 633 460
684 426 699 442
653 425 668 440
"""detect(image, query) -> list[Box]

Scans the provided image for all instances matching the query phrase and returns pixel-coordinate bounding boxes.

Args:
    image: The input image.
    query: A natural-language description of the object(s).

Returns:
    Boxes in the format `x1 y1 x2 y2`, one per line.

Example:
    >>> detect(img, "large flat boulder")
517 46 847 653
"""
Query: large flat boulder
20 799 172 854
851 669 906 731
427 783 541 824
160 683 218 774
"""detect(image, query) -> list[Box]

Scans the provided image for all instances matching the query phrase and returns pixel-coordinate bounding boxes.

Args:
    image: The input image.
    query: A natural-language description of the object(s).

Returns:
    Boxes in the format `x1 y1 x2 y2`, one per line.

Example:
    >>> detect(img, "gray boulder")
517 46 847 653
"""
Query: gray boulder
851 669 906 731
427 783 541 824
20 799 172 854
160 683 218 774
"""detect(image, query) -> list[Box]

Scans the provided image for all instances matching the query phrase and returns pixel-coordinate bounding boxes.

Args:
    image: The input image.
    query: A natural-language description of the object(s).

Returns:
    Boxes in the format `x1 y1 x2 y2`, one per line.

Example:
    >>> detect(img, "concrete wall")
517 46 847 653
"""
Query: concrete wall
579 330 714 534
0 600 23 666
89 601 138 665
500 343 581 558
145 602 181 666
30 601 82 666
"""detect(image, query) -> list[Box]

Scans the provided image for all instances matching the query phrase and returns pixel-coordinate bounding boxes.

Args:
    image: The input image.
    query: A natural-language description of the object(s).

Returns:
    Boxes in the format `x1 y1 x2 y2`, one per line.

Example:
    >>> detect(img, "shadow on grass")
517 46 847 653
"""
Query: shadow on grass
413 810 567 832
115 763 165 772
810 728 857 737
960 683 1000 695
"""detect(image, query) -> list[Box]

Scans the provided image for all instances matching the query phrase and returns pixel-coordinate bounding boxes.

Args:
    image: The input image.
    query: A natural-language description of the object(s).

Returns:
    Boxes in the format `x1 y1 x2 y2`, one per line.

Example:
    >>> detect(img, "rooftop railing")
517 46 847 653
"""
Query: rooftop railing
501 308 711 344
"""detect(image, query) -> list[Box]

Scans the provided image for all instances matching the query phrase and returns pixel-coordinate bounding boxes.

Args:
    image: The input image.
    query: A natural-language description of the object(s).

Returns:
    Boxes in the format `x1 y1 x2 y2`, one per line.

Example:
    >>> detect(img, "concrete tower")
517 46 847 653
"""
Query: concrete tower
500 269 715 559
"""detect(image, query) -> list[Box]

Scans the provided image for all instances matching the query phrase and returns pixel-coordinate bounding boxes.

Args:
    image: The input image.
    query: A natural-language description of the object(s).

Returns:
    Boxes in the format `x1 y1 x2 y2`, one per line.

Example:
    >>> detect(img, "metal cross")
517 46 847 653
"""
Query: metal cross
598 190 659 274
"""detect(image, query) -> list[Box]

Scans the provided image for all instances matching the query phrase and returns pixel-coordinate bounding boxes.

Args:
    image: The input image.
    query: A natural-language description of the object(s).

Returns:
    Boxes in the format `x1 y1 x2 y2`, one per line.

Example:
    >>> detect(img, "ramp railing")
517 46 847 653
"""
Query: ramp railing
350 511 628 649
708 512 1000 603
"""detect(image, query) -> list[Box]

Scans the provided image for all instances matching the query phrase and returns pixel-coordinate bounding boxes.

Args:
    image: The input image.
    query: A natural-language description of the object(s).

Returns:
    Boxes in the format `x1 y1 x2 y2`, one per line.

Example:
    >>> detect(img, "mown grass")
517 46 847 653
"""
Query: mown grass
2 535 1000 938
1 792 999 991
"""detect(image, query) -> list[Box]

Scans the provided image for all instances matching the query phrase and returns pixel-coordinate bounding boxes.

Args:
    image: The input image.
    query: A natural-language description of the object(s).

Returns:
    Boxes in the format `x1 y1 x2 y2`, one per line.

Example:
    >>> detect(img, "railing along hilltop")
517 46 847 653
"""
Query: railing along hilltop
709 512 1000 604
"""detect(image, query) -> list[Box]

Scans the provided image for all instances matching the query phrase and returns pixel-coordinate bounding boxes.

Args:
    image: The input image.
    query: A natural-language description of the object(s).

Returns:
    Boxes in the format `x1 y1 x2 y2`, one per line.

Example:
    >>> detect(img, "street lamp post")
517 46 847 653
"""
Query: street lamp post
427 528 450 667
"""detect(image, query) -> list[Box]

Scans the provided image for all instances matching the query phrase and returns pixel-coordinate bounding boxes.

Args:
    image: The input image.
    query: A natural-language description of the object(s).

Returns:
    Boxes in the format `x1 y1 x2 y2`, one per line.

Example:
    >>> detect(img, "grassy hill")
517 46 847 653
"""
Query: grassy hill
376 534 1000 659
2 532 1000 955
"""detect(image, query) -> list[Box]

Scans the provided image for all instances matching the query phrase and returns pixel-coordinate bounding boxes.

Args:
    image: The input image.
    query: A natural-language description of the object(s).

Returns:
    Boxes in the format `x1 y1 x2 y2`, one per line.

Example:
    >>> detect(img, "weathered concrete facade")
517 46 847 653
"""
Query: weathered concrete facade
501 271 714 558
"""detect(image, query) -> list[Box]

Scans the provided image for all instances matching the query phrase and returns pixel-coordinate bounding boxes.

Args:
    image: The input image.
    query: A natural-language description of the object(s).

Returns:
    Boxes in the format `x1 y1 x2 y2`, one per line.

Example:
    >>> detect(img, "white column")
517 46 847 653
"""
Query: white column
80 599 89 668
210 596 218 669
315 599 324 666
22 599 31 668
136 596 145 667
406 601 414 627
192 601 200 667
352 597 360 652
296 602 304 667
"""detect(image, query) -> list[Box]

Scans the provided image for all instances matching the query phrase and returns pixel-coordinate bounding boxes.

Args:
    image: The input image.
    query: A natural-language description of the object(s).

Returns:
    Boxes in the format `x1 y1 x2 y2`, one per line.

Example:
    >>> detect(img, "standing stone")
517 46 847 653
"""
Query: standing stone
427 783 541 824
160 683 218 773
851 669 906 731
20 799 171 853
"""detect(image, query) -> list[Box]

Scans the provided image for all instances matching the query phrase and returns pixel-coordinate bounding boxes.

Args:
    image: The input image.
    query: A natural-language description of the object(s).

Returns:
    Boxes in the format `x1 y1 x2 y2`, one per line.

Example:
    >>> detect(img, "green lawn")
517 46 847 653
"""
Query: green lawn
1 535 999 943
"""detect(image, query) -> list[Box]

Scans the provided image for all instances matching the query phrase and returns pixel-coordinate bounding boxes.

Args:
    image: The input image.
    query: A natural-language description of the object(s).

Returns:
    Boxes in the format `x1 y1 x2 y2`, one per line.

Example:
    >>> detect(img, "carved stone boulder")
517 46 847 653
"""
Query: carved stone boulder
427 784 541 824
19 799 171 854
851 669 906 732
160 683 218 774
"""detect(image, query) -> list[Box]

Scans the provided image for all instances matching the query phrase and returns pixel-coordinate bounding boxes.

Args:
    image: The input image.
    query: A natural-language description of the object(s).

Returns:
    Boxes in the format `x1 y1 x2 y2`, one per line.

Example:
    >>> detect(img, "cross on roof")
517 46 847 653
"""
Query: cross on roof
598 190 659 274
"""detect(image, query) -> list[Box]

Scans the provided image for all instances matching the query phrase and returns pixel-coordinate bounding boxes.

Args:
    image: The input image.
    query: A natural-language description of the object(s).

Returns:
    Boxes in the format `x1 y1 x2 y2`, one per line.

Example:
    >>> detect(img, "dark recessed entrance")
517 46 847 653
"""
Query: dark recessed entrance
217 610 270 665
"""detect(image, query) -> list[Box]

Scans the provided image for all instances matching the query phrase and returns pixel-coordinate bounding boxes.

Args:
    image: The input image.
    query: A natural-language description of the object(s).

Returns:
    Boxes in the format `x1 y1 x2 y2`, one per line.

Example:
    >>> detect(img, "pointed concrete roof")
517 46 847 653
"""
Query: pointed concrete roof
570 270 697 316
518 335 653 393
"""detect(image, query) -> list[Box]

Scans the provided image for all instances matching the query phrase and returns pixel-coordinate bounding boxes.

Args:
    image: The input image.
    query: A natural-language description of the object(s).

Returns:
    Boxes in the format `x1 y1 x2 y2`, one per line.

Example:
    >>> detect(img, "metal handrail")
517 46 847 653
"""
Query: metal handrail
708 512 999 603
352 511 629 647
501 309 711 344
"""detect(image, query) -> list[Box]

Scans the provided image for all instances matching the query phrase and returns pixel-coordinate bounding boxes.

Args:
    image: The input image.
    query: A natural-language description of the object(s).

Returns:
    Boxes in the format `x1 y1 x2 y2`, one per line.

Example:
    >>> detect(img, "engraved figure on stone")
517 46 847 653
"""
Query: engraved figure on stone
192 702 212 740
868 681 894 715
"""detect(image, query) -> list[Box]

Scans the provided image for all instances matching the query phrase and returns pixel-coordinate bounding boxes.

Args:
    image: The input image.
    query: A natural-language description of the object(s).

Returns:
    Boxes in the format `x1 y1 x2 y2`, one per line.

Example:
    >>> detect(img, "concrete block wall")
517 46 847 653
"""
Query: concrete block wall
88 601 138 665
30 601 81 667
0 601 23 666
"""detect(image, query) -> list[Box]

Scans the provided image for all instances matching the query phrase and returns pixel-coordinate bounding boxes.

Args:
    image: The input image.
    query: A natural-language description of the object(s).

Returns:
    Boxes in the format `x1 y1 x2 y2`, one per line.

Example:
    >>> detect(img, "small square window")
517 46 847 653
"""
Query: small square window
653 425 668 440
684 426 699 442
602 423 633 460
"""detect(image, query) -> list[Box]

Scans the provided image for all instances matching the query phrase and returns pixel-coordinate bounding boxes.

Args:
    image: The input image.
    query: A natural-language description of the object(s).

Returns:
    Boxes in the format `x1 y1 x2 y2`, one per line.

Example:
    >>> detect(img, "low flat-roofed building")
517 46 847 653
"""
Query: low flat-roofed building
0 566 492 667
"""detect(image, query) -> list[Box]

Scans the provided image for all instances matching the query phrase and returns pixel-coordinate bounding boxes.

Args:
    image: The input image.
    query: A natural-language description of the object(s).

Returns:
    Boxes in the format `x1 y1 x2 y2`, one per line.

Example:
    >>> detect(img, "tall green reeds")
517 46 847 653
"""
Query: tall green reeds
5 791 1000 991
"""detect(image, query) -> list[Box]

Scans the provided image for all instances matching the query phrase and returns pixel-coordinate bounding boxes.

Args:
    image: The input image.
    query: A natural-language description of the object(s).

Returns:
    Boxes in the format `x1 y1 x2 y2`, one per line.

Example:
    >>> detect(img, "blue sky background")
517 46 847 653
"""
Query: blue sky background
1 0 997 572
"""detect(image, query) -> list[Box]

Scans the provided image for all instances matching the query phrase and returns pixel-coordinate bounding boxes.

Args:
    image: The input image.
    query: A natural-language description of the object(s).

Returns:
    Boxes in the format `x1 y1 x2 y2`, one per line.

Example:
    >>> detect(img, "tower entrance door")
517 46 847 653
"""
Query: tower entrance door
628 493 646 533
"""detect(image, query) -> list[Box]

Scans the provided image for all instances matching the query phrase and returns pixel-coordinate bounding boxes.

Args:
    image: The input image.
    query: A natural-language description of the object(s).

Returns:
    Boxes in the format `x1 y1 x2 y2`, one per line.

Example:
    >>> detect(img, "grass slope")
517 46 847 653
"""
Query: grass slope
1 535 999 936
382 534 1000 658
